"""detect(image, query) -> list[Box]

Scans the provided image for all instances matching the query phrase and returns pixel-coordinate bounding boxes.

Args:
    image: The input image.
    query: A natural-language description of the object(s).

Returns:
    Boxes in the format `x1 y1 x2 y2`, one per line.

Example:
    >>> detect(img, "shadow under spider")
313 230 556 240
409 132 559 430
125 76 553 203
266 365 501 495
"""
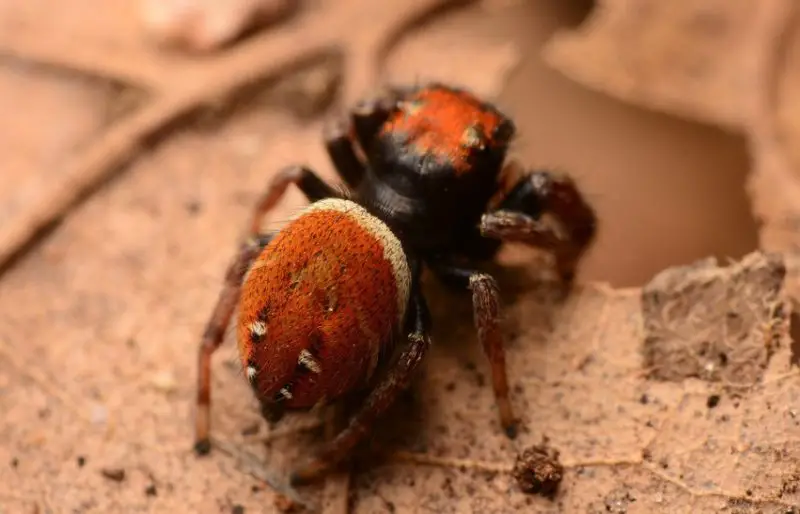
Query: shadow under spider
423 255 569 355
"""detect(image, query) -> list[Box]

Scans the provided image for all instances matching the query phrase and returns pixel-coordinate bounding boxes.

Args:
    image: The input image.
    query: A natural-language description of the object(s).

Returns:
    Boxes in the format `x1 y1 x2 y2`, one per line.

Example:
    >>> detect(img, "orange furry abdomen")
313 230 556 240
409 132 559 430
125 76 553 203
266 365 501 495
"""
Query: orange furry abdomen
237 209 402 409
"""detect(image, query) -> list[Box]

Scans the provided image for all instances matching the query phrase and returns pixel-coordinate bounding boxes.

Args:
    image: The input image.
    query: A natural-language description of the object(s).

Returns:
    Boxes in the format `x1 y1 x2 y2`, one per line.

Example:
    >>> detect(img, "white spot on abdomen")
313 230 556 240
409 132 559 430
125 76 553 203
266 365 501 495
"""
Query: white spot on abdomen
250 320 267 337
298 349 321 374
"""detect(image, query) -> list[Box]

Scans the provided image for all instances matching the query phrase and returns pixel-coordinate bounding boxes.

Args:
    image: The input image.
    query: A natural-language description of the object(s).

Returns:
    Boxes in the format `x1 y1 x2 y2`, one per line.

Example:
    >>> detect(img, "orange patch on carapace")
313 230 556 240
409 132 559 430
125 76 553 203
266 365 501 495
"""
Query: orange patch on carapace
236 208 401 409
381 86 503 174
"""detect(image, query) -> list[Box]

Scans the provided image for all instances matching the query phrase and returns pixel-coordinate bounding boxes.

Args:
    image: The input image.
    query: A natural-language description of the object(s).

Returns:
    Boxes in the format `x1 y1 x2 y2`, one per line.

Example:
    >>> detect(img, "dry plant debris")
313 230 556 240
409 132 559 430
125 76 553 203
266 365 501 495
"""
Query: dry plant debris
543 0 790 131
641 251 786 384
1 1 800 513
544 18 800 514
512 442 564 498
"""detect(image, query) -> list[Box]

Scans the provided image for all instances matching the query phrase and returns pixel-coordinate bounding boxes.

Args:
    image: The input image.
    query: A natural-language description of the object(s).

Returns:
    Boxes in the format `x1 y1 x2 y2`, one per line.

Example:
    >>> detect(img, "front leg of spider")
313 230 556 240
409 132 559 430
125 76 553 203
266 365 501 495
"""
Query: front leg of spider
194 233 275 455
248 164 341 235
482 169 597 286
349 89 401 149
429 262 517 438
196 164 340 454
322 116 366 190
322 90 400 189
289 288 432 486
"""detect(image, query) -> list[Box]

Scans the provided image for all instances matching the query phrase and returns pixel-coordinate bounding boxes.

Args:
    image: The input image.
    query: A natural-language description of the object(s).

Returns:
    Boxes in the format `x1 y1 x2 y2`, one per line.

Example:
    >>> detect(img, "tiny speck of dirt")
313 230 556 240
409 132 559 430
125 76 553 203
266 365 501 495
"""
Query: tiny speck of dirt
442 477 456 499
185 199 203 215
101 468 126 482
707 394 721 408
10 457 19 468
77 456 86 468
482 470 498 482
274 493 302 513
145 484 158 497
604 489 636 513
639 394 649 404
512 443 563 499
782 473 800 495
240 422 260 436
231 505 245 514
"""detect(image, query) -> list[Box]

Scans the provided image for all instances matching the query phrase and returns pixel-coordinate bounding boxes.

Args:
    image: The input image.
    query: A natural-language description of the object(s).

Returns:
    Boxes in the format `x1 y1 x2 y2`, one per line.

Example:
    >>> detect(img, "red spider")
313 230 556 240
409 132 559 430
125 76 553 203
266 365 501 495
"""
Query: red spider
194 83 597 485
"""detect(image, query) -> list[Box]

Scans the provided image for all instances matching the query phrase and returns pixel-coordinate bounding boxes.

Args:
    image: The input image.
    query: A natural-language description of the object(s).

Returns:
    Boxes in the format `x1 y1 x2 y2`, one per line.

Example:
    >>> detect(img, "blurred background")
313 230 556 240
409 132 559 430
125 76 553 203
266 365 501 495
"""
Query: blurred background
0 0 759 288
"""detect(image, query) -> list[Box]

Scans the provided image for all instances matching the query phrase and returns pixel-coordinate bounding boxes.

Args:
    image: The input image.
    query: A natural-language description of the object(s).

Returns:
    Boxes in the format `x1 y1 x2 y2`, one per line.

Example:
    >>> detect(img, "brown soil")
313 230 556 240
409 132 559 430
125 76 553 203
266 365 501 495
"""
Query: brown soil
1 1 798 513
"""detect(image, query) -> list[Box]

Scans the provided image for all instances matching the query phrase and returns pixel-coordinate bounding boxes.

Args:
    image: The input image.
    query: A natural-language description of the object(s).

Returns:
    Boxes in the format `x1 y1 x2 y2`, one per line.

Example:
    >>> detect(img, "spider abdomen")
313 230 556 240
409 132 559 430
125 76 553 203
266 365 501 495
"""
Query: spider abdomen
236 198 411 409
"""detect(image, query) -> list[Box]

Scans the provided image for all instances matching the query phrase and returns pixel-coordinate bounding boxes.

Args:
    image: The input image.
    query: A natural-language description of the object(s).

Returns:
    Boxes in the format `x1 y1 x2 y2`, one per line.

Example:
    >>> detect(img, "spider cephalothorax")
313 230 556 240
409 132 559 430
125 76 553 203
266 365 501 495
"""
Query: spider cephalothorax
194 82 598 486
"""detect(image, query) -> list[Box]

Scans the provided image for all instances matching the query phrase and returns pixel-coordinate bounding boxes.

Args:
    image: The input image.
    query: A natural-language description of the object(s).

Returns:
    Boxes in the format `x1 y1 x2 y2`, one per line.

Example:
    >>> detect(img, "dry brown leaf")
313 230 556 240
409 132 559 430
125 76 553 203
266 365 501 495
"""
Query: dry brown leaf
543 0 774 130
543 0 800 296
641 252 787 385
2 1 800 513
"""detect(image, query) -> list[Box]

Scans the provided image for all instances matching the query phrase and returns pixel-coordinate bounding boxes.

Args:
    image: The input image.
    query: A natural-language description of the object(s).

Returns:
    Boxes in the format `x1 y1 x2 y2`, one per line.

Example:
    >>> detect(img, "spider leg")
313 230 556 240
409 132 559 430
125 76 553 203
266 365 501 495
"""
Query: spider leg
350 90 398 151
482 167 597 285
194 233 275 455
322 115 366 189
196 164 339 455
428 262 517 438
248 164 340 236
323 88 400 189
289 284 432 485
